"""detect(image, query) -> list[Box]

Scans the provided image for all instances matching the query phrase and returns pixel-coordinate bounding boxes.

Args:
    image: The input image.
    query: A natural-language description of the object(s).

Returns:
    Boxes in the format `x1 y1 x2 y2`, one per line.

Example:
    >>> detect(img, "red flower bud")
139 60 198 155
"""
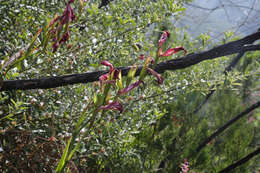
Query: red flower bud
158 31 170 47
52 42 59 52
101 60 114 72
59 31 70 44
61 3 76 25
99 100 123 113
147 68 163 84
139 54 145 60
99 73 109 82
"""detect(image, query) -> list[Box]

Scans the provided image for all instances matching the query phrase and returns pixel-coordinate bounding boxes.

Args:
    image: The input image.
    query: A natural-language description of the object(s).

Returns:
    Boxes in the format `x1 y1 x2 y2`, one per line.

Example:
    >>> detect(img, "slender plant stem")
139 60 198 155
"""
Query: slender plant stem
218 147 260 173
196 100 260 152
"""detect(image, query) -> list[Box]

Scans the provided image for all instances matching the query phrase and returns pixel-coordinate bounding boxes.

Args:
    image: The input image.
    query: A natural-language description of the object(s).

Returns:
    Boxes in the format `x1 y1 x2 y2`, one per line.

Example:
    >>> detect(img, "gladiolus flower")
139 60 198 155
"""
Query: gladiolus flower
147 68 163 84
112 69 120 80
99 61 119 85
139 54 145 60
50 0 76 52
101 60 114 72
61 2 76 25
118 80 143 95
159 46 187 57
49 16 60 28
99 100 123 113
59 31 70 44
52 42 59 53
158 31 170 47
99 73 109 82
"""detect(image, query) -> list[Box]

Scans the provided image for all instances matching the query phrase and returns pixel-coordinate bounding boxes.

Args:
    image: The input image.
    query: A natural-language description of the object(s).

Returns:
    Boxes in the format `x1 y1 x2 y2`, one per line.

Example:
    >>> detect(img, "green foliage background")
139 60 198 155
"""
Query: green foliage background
0 0 259 172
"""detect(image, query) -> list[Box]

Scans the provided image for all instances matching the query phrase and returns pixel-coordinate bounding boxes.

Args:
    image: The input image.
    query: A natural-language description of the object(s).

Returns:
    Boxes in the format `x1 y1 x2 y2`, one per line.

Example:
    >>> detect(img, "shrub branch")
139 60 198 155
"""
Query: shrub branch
1 31 260 91
218 147 260 173
196 100 260 153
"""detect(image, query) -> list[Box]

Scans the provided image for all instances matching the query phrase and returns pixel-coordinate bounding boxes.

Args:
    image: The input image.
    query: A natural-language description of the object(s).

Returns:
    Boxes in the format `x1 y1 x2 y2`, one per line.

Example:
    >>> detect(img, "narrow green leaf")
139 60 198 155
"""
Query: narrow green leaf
56 137 72 173
67 142 81 161
0 113 14 121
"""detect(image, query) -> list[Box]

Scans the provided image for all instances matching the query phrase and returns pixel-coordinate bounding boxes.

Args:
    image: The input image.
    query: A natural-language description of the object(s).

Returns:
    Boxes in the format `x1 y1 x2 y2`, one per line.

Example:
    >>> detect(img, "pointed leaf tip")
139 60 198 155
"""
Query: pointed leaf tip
118 80 143 95
147 68 163 84
99 101 123 113
160 46 186 57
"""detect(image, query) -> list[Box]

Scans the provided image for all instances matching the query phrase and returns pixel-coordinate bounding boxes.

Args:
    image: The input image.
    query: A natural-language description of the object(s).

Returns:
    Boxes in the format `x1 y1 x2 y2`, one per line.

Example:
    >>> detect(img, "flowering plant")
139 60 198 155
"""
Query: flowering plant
56 24 187 172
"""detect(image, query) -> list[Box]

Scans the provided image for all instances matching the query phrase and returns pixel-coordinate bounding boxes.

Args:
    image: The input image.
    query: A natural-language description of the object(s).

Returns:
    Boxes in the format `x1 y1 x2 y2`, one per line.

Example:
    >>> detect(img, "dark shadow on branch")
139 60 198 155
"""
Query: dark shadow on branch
196 100 260 153
98 0 113 9
1 31 260 91
218 147 260 173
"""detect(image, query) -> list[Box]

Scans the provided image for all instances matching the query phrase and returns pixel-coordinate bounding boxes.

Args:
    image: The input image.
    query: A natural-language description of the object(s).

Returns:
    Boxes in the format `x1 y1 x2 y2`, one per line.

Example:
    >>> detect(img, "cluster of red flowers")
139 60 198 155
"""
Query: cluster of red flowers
98 60 143 113
49 0 76 52
98 31 186 113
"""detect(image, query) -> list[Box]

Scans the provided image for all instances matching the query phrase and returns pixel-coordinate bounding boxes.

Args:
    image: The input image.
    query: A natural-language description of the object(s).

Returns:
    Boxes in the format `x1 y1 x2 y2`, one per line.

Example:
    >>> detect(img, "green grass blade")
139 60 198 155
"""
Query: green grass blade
56 137 72 173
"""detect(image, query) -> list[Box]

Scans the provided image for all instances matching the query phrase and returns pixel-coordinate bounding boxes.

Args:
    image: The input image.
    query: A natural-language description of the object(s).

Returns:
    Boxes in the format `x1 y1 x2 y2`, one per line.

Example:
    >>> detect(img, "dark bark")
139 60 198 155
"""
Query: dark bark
1 31 260 91
218 147 260 173
196 100 260 153
98 0 113 9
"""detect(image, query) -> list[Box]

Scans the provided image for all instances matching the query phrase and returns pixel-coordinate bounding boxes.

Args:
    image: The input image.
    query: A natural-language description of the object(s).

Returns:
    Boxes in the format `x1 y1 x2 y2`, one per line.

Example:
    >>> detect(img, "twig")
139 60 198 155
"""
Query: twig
1 31 260 91
218 147 260 173
196 100 260 153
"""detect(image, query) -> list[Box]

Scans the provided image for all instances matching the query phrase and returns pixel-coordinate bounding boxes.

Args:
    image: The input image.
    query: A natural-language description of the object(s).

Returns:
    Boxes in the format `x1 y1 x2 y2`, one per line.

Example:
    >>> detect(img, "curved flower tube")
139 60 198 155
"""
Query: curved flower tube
147 68 163 84
158 31 170 47
159 46 187 57
101 60 114 72
99 100 123 113
118 80 143 95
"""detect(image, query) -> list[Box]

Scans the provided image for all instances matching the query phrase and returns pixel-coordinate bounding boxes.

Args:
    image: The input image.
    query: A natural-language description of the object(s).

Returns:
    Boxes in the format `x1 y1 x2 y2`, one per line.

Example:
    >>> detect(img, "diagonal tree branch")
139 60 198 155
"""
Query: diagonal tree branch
1 31 260 91
196 100 260 153
218 147 260 173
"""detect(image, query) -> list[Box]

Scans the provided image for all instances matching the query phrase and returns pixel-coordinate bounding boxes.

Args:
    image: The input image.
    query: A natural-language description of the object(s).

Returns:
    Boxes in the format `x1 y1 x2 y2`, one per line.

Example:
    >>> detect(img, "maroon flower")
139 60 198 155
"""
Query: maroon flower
50 0 76 52
99 61 119 85
101 60 114 72
99 73 109 82
159 46 187 57
118 80 143 95
147 68 163 84
139 54 145 60
52 42 59 53
61 2 76 25
112 69 120 80
158 31 170 47
59 31 70 44
49 16 60 28
99 100 123 113
102 80 116 85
